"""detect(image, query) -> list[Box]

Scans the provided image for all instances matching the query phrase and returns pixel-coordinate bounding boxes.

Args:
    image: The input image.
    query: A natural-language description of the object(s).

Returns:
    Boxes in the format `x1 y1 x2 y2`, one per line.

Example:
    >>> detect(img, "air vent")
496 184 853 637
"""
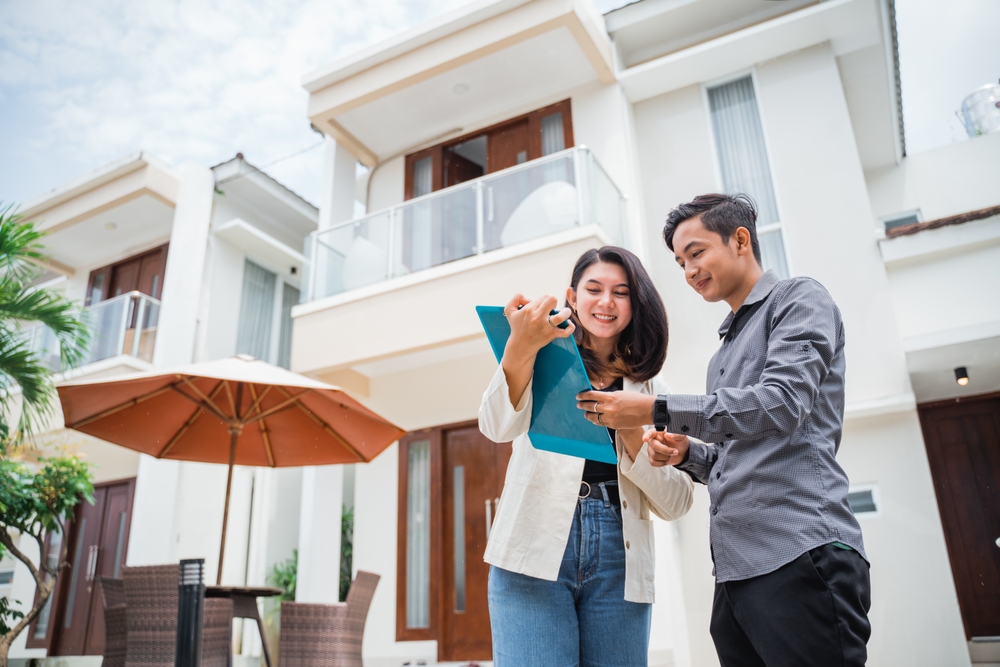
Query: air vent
847 487 879 516
882 211 921 231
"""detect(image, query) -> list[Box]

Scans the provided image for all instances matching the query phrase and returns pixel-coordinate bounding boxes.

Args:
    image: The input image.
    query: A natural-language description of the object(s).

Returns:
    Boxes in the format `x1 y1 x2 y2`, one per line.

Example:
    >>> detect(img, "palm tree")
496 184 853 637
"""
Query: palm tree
0 203 90 436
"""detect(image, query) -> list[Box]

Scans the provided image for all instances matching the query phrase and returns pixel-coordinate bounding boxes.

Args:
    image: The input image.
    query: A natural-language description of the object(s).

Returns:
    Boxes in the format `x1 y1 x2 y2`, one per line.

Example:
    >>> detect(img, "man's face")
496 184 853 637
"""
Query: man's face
672 215 743 303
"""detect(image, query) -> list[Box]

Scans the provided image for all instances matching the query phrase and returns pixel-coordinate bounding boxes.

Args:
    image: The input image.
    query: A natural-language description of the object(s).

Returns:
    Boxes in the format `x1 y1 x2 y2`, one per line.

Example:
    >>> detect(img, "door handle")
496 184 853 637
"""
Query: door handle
86 545 99 581
485 499 492 536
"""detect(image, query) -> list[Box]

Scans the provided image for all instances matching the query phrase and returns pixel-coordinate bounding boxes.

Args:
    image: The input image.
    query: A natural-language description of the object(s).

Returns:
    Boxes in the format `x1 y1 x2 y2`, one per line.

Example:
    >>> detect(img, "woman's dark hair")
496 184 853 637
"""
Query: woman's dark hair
663 193 761 263
565 246 668 383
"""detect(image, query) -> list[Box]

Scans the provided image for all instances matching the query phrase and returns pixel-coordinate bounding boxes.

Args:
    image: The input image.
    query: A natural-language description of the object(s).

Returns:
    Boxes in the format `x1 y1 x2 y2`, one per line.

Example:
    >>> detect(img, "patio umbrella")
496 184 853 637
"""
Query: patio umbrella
57 354 405 584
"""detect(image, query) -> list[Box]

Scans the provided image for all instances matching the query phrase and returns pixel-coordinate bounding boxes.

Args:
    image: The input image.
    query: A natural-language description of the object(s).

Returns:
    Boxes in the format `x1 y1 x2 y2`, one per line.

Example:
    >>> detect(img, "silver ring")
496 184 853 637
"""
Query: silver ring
597 412 604 425
547 314 557 328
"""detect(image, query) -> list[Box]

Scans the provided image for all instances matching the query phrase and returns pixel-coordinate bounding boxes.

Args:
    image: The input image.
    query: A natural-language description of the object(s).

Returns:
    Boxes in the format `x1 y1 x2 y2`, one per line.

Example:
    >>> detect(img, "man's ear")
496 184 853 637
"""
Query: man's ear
734 227 753 257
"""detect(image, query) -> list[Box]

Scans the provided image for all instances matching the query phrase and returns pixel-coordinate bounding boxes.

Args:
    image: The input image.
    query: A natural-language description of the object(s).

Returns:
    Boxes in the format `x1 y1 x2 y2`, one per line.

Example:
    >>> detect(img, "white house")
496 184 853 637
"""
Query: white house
290 1 1000 666
6 152 317 664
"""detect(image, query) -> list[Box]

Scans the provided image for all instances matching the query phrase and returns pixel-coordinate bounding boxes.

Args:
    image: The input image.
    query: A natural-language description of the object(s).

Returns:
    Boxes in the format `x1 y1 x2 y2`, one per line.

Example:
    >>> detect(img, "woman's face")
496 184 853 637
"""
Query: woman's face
567 261 633 342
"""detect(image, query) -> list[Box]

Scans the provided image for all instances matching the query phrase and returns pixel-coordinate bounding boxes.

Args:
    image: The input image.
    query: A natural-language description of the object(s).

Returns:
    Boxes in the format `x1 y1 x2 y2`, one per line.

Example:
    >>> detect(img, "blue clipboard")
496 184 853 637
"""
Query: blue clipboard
476 305 617 465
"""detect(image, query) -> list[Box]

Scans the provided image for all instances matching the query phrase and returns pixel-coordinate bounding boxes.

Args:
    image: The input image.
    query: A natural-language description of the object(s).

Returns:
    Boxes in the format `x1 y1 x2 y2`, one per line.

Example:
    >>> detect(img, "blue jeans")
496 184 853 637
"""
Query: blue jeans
488 488 652 667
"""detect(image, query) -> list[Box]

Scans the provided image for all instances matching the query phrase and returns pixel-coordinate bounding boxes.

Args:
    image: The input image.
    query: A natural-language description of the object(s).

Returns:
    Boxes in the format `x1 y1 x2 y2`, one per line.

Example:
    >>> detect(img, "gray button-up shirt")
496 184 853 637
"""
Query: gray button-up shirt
673 270 866 583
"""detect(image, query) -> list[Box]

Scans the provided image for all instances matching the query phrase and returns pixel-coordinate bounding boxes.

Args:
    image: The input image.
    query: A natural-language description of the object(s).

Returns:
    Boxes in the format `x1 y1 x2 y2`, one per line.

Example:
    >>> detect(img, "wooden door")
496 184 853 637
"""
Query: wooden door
51 479 135 656
486 120 529 174
919 394 1000 639
109 259 141 299
440 426 512 662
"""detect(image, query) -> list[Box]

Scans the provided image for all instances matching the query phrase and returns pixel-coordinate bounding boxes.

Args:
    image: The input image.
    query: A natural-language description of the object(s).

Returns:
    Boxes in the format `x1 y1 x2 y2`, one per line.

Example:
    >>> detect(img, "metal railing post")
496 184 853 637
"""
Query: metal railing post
475 182 485 254
386 208 396 280
574 147 588 227
116 294 131 358
131 295 146 358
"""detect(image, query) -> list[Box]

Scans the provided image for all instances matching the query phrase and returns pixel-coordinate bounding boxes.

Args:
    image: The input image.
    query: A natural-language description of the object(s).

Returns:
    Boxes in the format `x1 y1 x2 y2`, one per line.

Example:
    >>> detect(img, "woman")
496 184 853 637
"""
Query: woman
479 246 694 667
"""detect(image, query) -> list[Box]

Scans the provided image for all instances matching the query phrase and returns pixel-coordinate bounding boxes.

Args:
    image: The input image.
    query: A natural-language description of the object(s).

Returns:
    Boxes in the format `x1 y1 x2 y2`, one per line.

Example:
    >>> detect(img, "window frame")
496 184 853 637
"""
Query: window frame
236 255 301 368
395 428 444 642
702 69 794 278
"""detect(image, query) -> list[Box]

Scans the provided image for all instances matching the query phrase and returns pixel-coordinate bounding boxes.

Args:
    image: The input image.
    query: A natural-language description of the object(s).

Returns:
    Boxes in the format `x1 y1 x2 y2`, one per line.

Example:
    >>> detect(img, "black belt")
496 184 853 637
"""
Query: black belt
579 481 620 506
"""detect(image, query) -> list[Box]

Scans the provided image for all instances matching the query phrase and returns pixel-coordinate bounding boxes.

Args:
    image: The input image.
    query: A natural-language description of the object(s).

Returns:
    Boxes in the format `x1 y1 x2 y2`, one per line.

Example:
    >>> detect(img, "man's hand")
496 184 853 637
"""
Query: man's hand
643 430 690 467
577 391 655 430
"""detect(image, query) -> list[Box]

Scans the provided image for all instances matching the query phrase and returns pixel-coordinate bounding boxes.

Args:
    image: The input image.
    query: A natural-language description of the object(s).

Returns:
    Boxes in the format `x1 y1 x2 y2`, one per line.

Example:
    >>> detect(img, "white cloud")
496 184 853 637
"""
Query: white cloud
0 0 474 205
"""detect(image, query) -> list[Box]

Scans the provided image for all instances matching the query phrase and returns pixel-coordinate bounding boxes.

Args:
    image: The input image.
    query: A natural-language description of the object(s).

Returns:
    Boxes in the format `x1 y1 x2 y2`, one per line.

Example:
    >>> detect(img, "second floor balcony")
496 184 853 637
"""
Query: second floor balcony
302 147 626 303
22 291 161 373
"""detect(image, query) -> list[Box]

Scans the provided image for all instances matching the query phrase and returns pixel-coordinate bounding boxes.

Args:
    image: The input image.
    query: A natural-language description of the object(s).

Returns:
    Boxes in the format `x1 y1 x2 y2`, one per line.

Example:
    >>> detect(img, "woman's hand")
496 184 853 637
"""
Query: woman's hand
642 430 690 467
501 293 575 407
577 390 655 430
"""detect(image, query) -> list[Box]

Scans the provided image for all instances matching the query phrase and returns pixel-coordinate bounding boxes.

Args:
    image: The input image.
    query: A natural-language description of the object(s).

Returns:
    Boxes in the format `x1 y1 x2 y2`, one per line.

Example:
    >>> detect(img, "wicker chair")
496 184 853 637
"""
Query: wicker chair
279 571 380 667
122 564 234 667
100 576 127 667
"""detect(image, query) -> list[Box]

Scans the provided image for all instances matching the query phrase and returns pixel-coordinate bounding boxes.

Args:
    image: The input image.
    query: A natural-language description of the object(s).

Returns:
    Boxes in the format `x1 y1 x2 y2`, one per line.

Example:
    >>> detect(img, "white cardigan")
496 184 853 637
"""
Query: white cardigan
478 364 694 603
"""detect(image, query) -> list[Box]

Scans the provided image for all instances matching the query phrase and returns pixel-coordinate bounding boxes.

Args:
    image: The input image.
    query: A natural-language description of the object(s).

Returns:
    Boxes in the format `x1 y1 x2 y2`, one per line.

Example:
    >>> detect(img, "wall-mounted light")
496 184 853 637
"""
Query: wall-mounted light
104 222 117 231
955 366 970 386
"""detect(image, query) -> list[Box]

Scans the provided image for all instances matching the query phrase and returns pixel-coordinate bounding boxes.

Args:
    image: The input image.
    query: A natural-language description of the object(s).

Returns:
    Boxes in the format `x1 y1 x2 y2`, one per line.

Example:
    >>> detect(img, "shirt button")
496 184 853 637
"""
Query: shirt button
622 500 627 510
719 368 724 375
716 471 721 479
712 507 719 516
681 425 689 433
625 540 630 549
726 433 733 438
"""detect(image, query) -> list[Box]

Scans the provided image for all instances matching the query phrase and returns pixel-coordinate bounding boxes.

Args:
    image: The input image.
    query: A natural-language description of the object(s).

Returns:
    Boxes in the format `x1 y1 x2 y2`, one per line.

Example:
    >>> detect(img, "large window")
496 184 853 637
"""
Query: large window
707 75 789 278
236 259 299 368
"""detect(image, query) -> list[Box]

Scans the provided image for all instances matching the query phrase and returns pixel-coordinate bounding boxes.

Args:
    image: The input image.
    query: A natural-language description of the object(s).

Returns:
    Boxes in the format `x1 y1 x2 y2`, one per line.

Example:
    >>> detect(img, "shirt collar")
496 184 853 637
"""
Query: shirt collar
717 270 781 338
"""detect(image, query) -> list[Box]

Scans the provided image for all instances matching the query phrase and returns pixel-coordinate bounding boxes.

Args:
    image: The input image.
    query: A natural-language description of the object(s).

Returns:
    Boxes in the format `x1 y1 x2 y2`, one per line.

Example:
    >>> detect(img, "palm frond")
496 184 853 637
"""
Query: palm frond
0 278 90 368
0 205 49 282
0 330 55 434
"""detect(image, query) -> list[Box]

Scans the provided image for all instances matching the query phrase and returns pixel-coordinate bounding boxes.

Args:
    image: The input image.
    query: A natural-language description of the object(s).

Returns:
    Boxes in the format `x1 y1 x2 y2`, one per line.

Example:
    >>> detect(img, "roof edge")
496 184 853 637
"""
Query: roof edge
20 151 179 218
886 204 1000 238
301 0 533 93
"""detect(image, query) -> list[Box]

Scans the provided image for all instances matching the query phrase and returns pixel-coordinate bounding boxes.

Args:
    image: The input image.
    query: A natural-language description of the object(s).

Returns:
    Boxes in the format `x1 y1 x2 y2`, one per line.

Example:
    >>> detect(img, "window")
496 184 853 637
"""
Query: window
847 485 880 517
236 259 299 369
707 75 789 279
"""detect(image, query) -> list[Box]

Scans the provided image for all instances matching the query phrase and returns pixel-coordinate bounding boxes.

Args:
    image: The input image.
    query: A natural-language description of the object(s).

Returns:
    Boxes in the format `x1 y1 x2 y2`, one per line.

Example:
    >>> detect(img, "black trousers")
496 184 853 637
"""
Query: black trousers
710 544 871 667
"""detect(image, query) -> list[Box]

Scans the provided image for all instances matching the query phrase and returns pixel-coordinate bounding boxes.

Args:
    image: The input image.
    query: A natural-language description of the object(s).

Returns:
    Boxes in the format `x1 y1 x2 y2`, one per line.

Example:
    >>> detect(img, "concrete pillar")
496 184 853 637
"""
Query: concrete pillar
295 465 344 603
129 160 214 567
318 137 358 230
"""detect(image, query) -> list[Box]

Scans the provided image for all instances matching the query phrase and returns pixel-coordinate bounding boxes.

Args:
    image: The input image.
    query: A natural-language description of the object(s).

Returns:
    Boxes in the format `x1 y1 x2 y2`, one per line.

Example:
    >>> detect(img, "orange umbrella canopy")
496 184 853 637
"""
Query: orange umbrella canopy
57 355 405 467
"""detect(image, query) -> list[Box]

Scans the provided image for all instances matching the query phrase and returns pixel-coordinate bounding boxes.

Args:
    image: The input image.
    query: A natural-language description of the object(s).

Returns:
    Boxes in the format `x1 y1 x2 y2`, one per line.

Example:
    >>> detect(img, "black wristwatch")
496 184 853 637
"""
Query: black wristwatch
653 394 669 432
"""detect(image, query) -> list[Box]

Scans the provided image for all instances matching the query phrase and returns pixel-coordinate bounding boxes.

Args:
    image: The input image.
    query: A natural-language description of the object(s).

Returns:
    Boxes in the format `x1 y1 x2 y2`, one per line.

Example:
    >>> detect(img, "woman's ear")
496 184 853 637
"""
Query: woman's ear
566 286 576 310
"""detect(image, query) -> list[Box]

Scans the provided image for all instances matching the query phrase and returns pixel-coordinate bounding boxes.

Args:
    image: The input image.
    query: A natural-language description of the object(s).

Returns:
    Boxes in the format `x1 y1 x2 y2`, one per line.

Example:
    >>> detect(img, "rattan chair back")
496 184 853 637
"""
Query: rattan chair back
100 576 127 667
278 570 380 667
122 564 234 667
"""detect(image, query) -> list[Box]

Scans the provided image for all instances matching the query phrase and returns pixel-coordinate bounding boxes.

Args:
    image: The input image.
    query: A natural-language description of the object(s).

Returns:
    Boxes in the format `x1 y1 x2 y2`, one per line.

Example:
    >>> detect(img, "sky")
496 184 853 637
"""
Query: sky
0 0 997 208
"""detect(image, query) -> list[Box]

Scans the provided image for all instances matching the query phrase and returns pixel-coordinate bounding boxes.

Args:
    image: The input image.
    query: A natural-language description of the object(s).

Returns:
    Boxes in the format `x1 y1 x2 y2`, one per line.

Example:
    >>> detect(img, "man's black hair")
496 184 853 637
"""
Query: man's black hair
663 193 762 264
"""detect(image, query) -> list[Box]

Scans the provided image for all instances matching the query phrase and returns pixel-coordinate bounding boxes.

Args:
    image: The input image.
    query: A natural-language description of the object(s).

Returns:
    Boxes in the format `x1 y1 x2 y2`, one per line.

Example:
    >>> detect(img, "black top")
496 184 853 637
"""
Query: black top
581 377 624 484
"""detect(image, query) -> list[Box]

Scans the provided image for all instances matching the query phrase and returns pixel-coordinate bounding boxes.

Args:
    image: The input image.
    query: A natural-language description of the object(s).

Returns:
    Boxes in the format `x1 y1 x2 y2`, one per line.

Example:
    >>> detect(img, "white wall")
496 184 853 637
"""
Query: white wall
866 131 1000 222
367 156 405 214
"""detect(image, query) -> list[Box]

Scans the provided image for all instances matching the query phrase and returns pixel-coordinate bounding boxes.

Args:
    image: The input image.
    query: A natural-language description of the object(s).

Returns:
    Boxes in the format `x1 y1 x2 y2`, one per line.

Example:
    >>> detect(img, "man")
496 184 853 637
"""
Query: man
578 193 870 666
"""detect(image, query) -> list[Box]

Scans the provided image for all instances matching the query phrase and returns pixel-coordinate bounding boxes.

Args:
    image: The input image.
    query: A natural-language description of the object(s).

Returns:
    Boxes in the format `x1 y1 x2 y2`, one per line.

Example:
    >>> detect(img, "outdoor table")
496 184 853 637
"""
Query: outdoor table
206 585 284 667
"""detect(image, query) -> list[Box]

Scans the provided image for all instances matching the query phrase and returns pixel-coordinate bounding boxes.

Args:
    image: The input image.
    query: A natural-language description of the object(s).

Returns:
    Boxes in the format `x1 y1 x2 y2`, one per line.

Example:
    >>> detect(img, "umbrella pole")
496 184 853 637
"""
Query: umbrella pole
217 427 240 585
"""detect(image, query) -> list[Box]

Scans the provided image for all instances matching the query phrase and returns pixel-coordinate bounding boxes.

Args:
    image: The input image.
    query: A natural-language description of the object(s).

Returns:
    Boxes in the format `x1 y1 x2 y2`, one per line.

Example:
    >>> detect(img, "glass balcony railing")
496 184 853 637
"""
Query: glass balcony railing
21 291 161 372
302 146 626 302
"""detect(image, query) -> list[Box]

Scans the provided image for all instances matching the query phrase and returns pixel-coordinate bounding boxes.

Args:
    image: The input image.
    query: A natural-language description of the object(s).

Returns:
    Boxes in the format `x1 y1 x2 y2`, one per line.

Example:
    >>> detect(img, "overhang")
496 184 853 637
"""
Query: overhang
617 0 881 103
301 0 614 166
19 152 181 275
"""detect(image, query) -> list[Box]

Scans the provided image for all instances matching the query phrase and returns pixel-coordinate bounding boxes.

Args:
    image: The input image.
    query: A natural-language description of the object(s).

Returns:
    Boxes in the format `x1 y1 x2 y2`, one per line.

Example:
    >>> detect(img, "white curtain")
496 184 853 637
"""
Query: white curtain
541 112 565 156
277 283 299 370
236 260 276 361
406 440 431 628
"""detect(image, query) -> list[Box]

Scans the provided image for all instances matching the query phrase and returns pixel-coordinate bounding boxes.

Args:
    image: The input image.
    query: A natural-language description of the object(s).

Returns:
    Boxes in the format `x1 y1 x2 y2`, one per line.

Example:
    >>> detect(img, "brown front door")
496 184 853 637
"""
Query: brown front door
51 479 135 656
440 426 512 662
919 393 1000 639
